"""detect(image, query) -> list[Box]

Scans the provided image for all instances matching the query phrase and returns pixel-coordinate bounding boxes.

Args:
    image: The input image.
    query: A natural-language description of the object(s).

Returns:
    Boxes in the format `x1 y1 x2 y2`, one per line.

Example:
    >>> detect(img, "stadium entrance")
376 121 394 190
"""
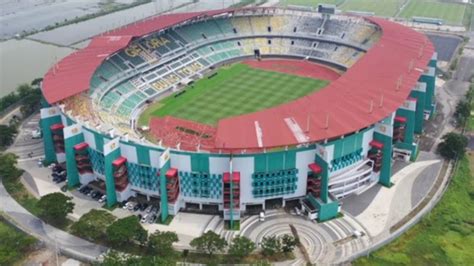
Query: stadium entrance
246 203 264 215
265 197 283 209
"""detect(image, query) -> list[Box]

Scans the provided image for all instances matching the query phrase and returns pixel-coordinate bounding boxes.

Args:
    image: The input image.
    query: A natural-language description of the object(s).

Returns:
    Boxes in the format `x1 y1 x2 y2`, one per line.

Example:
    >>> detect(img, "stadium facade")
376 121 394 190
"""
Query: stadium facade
39 7 436 225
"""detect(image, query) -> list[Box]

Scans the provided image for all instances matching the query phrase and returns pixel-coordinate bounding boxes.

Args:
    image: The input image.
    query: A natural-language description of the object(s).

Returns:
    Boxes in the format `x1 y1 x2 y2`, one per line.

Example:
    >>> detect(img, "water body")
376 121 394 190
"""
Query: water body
0 0 137 40
0 39 74 97
29 0 193 46
0 0 237 97
29 0 237 46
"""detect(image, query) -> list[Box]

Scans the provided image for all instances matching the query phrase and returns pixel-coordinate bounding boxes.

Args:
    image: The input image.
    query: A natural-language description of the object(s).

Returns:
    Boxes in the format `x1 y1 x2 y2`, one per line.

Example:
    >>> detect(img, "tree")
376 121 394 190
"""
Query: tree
0 125 17 149
106 216 147 248
70 209 115 241
454 100 471 125
0 153 22 178
190 230 227 256
31 78 43 87
280 234 297 253
229 235 255 258
19 88 41 117
36 192 74 225
147 231 179 256
17 84 33 99
437 132 468 160
260 235 282 256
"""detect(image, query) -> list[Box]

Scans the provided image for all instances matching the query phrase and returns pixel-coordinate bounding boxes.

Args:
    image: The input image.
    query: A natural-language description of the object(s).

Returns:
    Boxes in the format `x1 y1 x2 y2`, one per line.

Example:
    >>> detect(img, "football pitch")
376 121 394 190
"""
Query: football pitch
399 0 467 25
141 63 329 126
280 0 469 25
341 0 405 17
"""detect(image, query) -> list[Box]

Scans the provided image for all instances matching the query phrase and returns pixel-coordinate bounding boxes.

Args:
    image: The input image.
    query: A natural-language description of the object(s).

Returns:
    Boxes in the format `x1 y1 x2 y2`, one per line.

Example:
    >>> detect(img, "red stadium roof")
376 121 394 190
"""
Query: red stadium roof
42 36 133 103
42 9 434 152
214 17 434 150
42 10 229 104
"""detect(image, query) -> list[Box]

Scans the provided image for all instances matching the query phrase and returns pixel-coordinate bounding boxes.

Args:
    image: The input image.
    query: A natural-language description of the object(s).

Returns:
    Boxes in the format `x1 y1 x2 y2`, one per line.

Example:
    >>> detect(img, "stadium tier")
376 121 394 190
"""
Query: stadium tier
40 7 436 224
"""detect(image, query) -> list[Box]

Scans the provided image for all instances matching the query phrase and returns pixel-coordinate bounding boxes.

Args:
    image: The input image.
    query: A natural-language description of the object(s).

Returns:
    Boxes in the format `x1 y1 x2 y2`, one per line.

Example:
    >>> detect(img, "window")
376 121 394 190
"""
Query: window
237 41 241 46
291 40 295 45
202 33 207 39
267 26 271 32
233 28 237 34
293 27 297 32
268 39 272 45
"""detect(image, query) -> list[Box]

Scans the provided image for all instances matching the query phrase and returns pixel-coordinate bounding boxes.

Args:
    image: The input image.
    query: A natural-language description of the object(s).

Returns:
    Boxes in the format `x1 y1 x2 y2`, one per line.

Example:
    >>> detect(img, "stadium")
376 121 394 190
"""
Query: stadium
39 7 437 226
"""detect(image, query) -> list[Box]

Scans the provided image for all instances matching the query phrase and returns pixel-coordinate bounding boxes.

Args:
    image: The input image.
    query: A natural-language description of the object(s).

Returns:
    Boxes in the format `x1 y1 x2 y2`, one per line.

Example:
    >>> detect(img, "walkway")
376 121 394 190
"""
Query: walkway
0 180 107 262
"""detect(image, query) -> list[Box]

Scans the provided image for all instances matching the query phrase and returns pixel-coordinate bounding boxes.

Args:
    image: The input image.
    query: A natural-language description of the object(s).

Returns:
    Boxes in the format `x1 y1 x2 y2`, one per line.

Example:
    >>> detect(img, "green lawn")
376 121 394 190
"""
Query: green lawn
340 0 405 17
399 0 467 25
0 217 37 265
144 63 328 126
354 154 474 265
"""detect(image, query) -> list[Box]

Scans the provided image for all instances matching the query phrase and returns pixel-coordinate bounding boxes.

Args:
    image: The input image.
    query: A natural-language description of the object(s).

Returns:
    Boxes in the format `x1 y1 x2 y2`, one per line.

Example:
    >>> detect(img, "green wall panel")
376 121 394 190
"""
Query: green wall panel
41 115 62 164
104 148 120 207
409 90 426 134
160 160 170 222
136 145 151 165
191 153 209 172
93 131 110 153
374 132 393 187
65 133 84 188
254 150 297 173
284 150 296 169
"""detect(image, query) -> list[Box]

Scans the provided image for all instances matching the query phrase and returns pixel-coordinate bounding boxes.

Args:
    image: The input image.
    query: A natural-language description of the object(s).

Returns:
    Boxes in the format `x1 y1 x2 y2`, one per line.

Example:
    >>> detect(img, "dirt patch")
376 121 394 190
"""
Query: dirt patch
243 59 341 81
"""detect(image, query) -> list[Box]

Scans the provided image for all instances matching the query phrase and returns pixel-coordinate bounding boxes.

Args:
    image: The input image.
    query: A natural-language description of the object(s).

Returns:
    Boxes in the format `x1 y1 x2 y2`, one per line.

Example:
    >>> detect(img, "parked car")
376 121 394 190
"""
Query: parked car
31 128 42 139
127 202 137 211
53 176 66 183
145 205 153 213
133 204 140 212
52 164 63 172
259 212 265 222
140 214 149 223
82 187 92 195
79 185 90 193
93 192 103 200
122 201 131 209
91 191 101 199
148 214 157 224
140 203 148 211
98 195 107 203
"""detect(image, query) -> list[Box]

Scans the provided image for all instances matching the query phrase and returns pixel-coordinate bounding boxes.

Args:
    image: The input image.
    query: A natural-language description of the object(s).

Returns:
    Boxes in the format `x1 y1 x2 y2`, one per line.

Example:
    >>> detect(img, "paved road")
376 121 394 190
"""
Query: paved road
6 113 44 161
0 180 107 262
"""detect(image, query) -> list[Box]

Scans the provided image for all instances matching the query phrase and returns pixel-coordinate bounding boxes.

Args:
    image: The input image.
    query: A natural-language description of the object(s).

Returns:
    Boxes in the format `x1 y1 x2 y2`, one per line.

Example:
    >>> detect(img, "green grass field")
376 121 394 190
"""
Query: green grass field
341 0 405 17
280 0 470 26
140 63 328 126
355 154 474 265
400 0 467 25
0 217 37 265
